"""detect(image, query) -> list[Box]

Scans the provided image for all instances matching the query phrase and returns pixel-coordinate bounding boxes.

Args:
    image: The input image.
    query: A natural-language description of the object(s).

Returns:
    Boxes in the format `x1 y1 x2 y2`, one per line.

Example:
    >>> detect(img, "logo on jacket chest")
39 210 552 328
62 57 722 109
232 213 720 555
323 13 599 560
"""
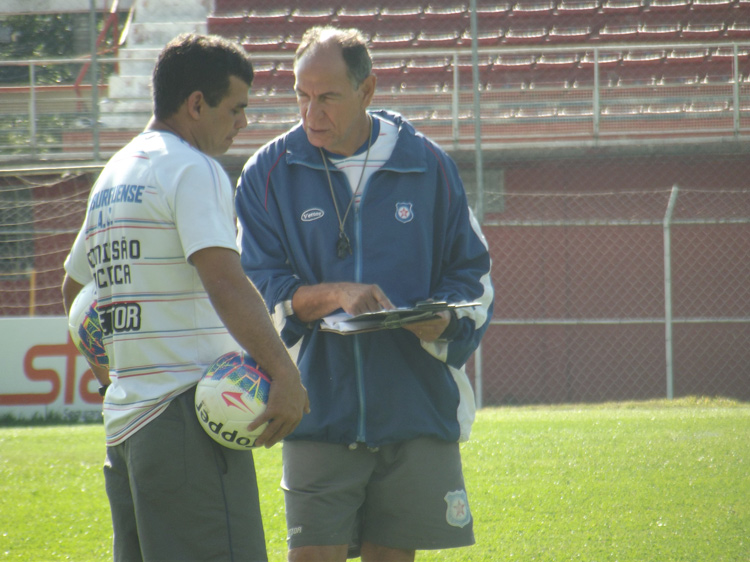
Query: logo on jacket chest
301 204 415 223
395 202 414 223
301 208 325 222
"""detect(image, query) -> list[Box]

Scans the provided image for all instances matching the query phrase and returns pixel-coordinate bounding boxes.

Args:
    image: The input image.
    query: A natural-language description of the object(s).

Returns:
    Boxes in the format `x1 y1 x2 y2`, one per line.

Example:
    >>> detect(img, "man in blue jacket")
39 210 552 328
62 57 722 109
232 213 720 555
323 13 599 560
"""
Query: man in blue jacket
236 26 494 562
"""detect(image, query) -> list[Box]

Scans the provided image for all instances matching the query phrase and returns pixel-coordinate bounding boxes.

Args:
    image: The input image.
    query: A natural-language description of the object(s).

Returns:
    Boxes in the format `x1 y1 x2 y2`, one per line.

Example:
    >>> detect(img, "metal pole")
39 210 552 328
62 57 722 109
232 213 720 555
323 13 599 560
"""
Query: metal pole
452 51 459 149
474 343 483 409
733 43 740 137
469 0 485 408
90 0 100 160
663 185 679 400
29 63 37 157
593 48 600 139
469 0 485 224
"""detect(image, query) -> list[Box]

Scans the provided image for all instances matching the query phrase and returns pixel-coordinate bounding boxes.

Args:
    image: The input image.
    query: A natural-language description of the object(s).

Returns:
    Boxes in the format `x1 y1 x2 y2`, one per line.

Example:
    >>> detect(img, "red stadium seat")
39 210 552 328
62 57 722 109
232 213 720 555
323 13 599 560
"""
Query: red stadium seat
642 103 686 116
460 29 503 47
491 55 537 89
727 22 750 38
289 7 335 23
601 104 644 117
379 6 423 20
510 1 556 17
548 25 593 43
457 56 495 86
686 101 730 116
251 61 276 78
691 0 733 10
648 0 690 12
681 22 726 40
558 105 595 119
638 23 682 40
372 58 406 91
495 54 537 71
272 61 295 88
283 34 302 51
601 0 644 14
273 60 294 72
623 50 666 65
658 49 709 84
373 59 407 73
404 57 454 89
615 50 665 85
598 24 639 41
248 8 290 24
422 4 468 21
579 51 623 68
242 35 286 52
335 7 380 24
706 47 750 83
476 2 513 18
371 32 416 49
504 26 548 44
414 31 461 48
372 58 407 90
248 62 280 92
534 54 582 88
535 53 580 69
556 1 601 16
666 48 711 64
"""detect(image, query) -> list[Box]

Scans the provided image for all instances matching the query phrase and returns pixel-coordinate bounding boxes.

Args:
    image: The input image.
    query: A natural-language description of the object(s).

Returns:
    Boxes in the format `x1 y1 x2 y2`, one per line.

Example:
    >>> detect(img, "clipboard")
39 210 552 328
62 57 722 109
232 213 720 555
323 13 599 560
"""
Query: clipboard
319 301 481 335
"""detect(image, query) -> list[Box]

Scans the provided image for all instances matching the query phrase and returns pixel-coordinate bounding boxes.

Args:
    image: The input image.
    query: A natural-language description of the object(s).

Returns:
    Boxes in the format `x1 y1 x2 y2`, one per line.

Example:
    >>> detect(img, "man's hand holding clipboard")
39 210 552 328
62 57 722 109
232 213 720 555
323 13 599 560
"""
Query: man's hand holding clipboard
319 301 481 336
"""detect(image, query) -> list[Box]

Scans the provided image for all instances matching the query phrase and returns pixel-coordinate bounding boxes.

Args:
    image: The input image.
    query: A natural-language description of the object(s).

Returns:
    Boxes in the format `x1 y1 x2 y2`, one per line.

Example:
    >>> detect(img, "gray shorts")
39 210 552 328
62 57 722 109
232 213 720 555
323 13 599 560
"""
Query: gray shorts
103 387 267 562
281 437 474 556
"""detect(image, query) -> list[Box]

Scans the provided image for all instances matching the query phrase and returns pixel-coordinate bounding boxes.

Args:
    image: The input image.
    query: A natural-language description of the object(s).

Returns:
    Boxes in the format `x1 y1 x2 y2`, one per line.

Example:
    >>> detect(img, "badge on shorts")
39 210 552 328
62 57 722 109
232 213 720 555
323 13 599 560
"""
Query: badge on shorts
444 489 471 528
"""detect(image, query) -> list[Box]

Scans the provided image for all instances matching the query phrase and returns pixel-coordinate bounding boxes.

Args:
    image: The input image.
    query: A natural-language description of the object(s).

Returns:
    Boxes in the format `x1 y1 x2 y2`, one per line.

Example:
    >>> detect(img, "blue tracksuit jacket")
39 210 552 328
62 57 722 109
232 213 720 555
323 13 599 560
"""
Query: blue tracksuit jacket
235 109 494 447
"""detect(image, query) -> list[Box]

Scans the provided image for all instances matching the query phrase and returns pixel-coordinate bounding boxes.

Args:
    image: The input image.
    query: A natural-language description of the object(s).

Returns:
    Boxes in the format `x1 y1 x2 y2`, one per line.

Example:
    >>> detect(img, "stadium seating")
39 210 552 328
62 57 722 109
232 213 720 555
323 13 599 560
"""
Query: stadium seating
204 0 750 144
208 1 750 52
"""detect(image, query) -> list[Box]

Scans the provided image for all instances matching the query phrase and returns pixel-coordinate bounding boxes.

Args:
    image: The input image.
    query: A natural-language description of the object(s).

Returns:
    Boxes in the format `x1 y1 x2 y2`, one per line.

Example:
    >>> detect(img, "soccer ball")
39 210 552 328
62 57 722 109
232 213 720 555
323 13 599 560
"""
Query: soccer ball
195 351 271 450
68 281 109 369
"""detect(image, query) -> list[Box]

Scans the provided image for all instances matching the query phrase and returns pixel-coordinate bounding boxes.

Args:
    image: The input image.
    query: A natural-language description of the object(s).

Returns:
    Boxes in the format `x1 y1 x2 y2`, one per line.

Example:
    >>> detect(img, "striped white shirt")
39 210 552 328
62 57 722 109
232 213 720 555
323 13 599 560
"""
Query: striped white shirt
64 131 239 446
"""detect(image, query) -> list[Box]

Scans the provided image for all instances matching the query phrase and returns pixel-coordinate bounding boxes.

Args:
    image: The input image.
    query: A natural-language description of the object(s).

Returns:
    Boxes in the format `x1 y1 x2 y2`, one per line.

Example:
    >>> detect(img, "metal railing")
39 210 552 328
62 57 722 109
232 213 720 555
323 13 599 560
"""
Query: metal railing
2 40 750 166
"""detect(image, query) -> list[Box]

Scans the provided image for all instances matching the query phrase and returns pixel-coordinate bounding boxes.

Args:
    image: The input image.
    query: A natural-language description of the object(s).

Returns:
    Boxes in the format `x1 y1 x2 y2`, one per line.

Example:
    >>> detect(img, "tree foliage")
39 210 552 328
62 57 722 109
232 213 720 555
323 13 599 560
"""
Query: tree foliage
0 14 79 83
1 14 78 59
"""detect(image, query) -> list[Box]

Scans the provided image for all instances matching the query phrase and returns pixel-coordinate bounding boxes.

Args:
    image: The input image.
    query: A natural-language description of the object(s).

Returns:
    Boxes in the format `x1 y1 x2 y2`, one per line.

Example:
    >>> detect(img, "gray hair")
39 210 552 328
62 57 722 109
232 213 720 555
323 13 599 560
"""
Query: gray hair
294 26 372 88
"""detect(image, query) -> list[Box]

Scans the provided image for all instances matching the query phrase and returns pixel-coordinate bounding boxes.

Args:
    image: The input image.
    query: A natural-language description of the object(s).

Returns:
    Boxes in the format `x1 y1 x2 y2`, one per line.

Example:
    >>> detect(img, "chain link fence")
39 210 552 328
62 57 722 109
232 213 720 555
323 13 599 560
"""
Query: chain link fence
477 185 750 406
2 161 749 406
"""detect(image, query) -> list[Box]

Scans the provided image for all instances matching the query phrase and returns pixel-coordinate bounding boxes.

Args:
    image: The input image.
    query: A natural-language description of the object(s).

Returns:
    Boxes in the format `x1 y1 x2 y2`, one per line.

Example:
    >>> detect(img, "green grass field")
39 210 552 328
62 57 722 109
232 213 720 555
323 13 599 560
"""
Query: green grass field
1 398 748 561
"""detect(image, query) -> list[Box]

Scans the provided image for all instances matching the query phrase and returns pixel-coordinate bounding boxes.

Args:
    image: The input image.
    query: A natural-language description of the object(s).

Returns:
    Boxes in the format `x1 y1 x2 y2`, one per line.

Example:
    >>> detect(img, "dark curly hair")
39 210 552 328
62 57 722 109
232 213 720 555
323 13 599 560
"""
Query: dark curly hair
152 33 253 119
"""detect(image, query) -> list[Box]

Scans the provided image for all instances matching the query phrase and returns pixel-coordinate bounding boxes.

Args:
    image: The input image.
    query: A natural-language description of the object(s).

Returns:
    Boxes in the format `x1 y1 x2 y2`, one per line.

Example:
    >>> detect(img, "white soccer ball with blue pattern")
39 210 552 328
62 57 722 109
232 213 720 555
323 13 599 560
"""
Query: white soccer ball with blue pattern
68 281 109 369
195 351 271 450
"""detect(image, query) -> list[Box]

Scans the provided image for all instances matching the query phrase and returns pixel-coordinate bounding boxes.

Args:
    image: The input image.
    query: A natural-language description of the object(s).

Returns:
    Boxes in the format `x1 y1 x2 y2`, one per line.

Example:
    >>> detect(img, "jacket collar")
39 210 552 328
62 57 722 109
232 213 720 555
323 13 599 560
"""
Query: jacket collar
284 109 428 173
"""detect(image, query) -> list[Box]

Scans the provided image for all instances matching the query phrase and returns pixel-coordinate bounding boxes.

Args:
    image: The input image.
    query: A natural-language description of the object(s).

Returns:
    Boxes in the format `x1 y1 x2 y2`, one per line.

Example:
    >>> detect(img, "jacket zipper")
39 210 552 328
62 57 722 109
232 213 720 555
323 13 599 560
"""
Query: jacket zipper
353 203 367 442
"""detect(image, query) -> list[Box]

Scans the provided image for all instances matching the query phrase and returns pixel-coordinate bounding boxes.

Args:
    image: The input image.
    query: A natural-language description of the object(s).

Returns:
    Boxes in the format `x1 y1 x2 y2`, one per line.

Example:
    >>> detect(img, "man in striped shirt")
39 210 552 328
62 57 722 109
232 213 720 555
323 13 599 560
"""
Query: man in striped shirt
62 33 308 562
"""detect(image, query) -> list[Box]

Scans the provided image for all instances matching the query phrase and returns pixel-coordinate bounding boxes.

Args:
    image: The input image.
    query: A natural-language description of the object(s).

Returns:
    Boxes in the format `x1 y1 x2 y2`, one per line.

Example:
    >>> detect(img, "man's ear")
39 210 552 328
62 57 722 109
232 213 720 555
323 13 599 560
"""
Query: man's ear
186 90 204 119
360 75 377 108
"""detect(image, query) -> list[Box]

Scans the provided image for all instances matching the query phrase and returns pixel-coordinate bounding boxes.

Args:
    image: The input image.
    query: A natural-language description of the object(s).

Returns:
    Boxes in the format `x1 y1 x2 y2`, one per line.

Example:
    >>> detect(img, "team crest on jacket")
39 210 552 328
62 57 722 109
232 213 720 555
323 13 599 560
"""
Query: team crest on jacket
395 202 414 223
444 490 471 528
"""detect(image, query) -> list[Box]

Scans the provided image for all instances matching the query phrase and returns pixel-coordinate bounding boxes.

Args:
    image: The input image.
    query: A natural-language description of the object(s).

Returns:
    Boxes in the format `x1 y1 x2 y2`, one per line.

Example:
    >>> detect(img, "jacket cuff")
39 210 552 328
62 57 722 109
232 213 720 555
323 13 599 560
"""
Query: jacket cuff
438 309 460 341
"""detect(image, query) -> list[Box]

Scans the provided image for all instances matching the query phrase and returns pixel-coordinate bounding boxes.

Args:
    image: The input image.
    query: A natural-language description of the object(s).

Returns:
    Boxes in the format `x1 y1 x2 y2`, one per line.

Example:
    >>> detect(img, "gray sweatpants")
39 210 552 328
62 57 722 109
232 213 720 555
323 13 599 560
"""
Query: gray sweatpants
103 387 267 562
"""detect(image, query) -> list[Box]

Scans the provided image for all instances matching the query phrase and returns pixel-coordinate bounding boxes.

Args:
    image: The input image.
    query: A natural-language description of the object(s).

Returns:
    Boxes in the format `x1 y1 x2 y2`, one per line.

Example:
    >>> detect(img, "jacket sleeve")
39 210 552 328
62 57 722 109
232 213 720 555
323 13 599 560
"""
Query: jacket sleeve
235 153 310 349
421 147 495 369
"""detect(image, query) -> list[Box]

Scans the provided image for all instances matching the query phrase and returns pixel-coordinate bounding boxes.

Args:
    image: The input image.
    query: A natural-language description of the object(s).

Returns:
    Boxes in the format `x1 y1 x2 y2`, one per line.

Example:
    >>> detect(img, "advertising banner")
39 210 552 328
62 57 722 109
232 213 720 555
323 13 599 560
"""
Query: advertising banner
0 317 103 421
